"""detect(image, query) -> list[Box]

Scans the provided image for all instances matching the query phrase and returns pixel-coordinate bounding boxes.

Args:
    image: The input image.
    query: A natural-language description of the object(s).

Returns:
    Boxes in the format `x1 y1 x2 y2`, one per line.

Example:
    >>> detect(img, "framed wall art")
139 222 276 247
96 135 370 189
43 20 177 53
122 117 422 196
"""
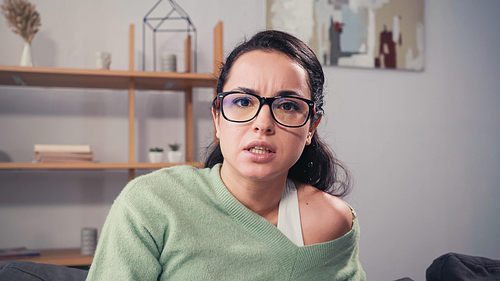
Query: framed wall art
266 0 425 71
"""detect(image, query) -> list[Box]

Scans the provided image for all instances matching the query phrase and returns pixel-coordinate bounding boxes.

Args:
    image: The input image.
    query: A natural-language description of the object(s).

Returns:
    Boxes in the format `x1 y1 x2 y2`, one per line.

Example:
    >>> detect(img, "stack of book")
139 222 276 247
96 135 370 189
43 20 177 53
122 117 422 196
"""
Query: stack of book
34 144 93 163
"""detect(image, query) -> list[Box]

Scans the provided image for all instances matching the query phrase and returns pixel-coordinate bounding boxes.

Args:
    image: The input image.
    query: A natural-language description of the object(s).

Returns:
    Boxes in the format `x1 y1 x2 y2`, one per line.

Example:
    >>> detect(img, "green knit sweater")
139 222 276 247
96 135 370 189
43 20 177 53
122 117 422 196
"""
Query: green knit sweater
86 164 365 280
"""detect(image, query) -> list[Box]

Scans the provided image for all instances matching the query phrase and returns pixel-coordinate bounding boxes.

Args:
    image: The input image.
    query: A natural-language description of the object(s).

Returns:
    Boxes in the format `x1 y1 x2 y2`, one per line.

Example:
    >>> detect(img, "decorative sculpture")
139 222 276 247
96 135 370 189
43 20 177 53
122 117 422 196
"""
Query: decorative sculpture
143 0 197 72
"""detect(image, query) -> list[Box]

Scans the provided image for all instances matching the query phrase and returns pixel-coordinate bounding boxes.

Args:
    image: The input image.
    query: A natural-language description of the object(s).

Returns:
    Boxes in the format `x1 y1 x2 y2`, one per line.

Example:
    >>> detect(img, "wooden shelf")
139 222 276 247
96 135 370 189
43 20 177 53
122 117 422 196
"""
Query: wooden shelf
0 65 217 91
0 248 93 266
0 162 205 170
0 22 223 180
0 22 224 267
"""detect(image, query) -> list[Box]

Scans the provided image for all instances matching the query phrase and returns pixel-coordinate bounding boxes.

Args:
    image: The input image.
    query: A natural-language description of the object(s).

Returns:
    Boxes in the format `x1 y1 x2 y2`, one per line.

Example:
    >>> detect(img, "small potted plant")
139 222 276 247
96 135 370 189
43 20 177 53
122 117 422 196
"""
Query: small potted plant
167 143 182 163
148 147 164 163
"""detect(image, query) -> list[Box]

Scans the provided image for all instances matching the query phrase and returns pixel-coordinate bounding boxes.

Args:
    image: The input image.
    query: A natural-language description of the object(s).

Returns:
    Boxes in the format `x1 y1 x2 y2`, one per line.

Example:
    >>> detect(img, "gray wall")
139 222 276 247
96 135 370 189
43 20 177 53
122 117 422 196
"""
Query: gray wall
1 1 499 280
325 1 500 280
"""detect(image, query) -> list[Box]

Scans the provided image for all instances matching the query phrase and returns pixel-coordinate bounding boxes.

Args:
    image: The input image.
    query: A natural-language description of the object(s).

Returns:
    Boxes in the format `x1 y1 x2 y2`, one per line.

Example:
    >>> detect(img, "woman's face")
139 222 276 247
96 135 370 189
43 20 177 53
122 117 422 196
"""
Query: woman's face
214 50 317 182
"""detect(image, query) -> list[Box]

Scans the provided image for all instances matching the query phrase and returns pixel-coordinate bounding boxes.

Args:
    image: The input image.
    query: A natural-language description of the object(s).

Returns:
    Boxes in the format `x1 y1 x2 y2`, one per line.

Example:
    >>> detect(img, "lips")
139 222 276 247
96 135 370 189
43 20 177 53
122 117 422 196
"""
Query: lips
243 141 276 163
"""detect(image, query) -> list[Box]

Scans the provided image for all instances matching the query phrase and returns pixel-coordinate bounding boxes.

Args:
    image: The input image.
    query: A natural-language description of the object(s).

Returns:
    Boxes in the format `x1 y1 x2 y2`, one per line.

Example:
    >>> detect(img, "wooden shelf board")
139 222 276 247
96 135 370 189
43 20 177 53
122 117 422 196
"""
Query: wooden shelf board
0 248 93 266
0 162 205 170
0 65 217 91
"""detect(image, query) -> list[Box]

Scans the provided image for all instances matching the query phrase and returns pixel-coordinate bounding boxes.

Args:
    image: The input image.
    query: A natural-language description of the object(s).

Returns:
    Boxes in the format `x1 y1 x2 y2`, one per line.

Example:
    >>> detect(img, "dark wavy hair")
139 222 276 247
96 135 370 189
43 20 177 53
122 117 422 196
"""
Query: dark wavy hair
205 30 351 198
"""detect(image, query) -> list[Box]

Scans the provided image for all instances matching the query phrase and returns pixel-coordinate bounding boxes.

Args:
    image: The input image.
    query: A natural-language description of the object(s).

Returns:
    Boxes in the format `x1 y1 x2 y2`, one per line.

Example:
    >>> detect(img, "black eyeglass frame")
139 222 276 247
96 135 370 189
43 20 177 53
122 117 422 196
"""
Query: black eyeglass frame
216 91 316 128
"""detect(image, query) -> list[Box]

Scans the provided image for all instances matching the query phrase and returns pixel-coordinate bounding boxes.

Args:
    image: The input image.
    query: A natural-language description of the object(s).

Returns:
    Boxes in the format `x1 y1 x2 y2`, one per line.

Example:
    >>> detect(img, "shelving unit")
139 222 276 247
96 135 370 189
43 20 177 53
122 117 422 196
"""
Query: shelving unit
0 22 223 180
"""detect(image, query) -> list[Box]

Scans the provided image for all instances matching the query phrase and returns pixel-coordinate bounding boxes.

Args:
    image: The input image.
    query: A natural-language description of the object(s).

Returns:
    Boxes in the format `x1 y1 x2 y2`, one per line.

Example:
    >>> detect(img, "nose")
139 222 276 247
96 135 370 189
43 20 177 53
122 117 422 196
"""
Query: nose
252 104 275 134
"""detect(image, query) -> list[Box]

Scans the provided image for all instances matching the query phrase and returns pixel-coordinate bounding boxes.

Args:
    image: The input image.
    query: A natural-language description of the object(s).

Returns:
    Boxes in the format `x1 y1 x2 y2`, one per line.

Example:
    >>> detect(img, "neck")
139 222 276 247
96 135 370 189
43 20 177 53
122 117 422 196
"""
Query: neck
219 163 287 222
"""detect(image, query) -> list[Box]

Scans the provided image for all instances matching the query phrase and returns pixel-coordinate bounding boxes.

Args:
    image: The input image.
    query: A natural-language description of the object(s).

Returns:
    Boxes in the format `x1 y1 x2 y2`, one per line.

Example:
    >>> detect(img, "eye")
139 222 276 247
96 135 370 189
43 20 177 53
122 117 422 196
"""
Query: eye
232 96 255 108
276 100 301 112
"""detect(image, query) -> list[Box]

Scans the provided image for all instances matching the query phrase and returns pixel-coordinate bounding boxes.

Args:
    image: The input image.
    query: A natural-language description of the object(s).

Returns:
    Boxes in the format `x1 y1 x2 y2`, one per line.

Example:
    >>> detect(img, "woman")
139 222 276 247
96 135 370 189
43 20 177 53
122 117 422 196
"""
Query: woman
86 30 365 280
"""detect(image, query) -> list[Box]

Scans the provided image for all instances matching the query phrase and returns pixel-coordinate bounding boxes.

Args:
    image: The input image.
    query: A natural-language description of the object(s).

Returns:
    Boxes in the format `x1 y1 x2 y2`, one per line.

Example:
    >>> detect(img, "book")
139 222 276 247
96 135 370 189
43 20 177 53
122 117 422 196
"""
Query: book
34 144 92 153
35 151 94 163
35 152 93 159
0 247 40 260
39 158 93 163
33 145 94 163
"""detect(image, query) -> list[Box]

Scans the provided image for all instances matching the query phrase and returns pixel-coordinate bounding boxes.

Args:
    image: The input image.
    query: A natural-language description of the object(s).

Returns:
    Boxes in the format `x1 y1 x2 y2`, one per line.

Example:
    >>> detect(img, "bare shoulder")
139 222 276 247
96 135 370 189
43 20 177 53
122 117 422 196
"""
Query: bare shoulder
296 182 354 245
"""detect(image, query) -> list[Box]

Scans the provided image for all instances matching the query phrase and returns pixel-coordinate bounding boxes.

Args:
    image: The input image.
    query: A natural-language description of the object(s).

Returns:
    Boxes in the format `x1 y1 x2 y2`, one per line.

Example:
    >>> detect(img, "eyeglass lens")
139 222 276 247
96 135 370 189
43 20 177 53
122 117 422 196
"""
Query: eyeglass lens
222 93 310 127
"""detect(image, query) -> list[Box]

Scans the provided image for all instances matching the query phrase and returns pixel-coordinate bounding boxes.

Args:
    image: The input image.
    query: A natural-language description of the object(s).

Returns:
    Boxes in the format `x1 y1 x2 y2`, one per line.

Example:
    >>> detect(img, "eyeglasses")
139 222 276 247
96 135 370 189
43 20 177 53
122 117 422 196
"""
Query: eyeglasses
216 91 316 128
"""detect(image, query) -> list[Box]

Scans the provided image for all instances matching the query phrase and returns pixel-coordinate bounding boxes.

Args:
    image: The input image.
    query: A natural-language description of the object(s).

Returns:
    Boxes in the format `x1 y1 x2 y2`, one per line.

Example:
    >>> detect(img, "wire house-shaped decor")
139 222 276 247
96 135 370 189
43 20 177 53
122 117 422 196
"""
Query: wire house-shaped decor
143 0 197 72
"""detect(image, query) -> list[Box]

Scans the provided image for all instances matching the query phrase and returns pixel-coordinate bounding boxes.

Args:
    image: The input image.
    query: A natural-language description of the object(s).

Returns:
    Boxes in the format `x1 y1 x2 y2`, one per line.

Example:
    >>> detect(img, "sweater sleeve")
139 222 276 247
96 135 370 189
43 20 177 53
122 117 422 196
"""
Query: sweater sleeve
86 184 162 281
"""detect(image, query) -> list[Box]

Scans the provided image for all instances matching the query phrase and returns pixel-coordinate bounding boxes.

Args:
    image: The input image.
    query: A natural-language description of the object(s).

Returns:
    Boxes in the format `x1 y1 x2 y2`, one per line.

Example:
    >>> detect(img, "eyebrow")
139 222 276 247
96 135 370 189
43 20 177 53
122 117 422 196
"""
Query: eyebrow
231 87 304 98
233 86 256 95
276 90 303 98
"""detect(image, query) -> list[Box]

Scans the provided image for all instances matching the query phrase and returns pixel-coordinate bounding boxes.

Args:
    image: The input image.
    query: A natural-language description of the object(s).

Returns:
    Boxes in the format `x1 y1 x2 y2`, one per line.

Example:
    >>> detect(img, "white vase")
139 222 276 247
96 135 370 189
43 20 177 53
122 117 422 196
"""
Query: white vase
148 152 163 163
167 151 183 163
20 42 33 67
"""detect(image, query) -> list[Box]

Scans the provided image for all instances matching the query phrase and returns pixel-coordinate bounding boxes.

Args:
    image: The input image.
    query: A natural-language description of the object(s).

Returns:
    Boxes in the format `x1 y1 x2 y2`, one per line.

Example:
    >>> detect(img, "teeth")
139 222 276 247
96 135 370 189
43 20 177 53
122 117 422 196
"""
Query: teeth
249 146 271 154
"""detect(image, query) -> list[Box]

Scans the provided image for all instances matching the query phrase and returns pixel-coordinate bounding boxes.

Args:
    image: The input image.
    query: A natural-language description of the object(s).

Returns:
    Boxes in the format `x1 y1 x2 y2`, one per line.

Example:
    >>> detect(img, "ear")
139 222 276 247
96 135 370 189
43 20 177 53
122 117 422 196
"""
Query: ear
212 106 220 139
306 116 322 145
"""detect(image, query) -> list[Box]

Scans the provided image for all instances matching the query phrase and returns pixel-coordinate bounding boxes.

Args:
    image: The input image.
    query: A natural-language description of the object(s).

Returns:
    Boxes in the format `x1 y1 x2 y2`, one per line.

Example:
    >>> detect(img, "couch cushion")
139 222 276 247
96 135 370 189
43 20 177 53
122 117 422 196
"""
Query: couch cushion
426 252 500 281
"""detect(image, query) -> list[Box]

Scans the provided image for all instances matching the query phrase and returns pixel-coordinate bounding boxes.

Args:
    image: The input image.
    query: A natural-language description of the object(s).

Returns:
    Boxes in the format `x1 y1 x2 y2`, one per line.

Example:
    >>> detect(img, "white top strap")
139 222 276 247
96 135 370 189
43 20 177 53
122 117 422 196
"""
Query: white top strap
277 179 304 246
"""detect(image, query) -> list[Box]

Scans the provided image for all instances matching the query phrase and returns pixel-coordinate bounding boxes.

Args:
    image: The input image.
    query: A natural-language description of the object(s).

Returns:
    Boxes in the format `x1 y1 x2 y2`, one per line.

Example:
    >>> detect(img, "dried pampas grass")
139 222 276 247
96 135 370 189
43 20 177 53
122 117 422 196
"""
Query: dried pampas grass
1 0 41 43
